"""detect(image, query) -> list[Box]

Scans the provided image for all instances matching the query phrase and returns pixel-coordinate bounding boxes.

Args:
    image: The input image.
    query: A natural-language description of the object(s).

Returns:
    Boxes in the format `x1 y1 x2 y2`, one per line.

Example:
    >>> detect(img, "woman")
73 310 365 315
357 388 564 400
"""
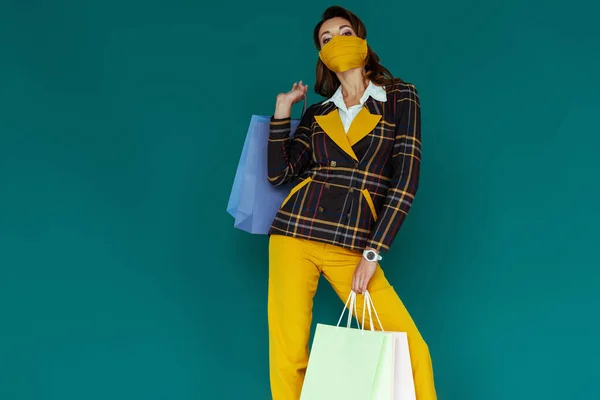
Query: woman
267 6 437 400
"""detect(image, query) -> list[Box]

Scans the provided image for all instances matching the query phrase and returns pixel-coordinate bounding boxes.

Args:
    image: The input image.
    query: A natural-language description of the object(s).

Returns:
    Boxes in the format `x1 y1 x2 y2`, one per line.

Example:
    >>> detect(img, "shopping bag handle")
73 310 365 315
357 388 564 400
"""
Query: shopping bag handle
336 290 385 333
361 290 385 332
336 291 362 330
301 94 307 116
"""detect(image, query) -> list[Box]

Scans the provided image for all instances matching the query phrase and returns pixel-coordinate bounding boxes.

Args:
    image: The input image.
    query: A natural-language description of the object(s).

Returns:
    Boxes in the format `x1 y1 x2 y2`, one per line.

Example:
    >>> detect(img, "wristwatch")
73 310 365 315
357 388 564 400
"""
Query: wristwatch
362 249 382 262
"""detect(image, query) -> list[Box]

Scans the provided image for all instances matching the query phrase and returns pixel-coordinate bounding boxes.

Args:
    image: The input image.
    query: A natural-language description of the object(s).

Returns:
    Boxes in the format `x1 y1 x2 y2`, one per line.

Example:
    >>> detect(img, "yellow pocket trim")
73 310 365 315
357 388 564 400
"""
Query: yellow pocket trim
281 177 312 208
361 189 378 221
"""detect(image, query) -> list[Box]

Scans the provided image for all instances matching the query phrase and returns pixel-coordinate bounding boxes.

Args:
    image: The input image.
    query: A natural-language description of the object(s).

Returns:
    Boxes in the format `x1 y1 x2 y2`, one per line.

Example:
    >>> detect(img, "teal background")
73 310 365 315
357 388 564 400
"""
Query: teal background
1 1 599 399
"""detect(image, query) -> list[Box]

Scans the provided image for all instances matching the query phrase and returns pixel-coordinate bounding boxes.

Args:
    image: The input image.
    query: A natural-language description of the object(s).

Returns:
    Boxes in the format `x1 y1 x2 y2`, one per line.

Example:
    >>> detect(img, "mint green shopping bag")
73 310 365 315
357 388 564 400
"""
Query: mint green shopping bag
300 291 395 400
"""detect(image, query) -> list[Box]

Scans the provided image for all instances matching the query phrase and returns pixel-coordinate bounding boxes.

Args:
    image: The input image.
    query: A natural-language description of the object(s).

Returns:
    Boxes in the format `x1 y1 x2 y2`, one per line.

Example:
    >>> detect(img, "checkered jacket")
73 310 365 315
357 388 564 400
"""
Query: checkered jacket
267 80 421 253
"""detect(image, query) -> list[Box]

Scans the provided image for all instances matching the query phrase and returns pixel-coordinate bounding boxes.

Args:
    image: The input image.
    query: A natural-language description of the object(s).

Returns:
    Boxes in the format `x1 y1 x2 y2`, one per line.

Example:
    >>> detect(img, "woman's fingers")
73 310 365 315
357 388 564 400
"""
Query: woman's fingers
356 274 363 294
288 81 308 102
354 267 363 294
292 81 307 93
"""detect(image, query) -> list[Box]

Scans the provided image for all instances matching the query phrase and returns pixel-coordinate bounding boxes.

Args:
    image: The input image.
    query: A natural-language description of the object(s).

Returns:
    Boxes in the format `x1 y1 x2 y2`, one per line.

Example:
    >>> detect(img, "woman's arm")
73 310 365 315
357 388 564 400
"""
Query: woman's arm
366 83 422 252
267 96 314 186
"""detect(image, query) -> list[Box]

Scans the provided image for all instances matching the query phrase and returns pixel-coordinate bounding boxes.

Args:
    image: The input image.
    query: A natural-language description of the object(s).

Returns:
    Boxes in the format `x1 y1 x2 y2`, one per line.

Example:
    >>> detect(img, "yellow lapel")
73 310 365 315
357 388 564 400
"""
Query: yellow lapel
346 107 382 147
315 109 359 161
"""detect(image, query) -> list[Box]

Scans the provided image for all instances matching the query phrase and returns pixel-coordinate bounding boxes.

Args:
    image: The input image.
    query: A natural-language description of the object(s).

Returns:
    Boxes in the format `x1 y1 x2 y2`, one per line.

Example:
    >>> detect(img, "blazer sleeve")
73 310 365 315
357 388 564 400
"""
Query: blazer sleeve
366 84 422 252
267 106 314 186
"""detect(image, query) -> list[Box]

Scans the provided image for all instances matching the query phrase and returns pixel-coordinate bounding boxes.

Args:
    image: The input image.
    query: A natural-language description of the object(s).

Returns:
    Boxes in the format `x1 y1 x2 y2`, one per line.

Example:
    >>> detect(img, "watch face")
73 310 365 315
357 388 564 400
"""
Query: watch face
366 251 375 260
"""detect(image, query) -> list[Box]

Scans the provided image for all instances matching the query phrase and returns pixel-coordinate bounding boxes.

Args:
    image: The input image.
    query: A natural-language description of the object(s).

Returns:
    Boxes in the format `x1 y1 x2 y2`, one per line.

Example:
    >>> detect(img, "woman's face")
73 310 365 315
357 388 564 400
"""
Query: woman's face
318 17 357 48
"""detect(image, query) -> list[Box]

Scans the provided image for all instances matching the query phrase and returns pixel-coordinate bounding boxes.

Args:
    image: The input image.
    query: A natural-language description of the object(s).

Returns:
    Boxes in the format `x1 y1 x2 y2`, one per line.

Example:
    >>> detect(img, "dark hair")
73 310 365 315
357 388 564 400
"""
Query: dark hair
313 6 402 98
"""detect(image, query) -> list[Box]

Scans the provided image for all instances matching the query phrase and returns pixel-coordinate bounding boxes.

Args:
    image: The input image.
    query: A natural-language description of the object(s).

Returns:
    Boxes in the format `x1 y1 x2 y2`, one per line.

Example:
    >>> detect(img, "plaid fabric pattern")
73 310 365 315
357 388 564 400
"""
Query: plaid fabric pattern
267 81 421 253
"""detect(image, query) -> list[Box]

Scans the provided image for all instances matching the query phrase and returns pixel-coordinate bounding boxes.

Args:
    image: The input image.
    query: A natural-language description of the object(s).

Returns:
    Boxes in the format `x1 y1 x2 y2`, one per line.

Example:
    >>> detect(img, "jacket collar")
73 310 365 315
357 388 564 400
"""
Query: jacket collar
315 82 386 161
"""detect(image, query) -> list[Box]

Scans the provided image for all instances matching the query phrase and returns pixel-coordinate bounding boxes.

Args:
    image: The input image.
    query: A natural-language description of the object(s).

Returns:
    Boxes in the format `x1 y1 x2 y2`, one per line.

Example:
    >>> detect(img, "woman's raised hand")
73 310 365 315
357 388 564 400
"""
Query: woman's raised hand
274 81 308 119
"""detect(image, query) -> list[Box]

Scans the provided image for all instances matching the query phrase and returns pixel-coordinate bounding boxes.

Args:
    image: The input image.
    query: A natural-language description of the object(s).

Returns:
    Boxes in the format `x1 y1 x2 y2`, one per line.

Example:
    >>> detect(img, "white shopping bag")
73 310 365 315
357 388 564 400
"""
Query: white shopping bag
300 291 417 400
362 292 417 400
392 332 416 400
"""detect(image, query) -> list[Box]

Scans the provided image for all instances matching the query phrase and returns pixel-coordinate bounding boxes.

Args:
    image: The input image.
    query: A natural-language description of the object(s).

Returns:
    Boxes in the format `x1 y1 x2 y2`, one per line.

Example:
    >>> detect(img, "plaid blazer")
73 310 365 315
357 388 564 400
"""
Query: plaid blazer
267 80 421 253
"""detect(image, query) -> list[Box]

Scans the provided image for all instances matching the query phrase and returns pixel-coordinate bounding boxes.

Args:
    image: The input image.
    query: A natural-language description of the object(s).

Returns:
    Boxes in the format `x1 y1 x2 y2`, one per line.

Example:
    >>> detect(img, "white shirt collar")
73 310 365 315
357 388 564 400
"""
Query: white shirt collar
323 80 387 111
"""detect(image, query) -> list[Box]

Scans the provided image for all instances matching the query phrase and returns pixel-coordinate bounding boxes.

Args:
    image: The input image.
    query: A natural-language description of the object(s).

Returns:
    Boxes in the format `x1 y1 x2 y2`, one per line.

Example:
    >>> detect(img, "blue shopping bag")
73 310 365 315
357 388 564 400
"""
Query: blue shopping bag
227 97 306 234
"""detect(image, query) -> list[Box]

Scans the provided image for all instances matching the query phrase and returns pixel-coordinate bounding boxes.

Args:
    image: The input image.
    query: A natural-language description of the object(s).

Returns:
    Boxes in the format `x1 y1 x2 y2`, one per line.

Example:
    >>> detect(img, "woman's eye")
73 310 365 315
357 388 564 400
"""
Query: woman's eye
323 37 331 45
342 30 353 36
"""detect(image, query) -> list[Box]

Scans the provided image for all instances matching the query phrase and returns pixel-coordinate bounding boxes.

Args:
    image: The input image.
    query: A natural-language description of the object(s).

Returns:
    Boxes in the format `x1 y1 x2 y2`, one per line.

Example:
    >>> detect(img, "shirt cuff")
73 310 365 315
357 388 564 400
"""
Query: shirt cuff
269 116 292 138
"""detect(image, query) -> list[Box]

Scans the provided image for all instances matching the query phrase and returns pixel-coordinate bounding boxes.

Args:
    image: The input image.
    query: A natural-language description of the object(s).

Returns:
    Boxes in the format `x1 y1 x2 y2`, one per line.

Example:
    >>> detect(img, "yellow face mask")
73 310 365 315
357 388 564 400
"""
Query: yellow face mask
318 35 368 73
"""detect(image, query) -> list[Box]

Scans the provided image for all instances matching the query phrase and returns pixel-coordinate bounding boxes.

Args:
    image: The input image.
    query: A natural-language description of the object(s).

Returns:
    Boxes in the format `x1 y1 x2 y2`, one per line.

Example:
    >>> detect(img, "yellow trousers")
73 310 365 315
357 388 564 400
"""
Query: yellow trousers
268 234 437 400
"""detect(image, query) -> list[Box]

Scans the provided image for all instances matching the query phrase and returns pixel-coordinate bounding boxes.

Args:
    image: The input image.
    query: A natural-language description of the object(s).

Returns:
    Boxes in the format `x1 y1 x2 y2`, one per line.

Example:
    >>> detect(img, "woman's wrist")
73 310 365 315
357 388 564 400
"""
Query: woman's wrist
274 96 293 119
362 247 382 262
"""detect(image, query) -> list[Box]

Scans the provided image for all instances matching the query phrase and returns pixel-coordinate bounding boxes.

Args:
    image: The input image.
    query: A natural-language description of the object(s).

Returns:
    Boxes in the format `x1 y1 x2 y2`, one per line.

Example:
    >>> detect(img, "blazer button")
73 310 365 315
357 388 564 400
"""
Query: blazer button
318 206 324 212
324 184 331 189
349 188 354 193
330 161 337 167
